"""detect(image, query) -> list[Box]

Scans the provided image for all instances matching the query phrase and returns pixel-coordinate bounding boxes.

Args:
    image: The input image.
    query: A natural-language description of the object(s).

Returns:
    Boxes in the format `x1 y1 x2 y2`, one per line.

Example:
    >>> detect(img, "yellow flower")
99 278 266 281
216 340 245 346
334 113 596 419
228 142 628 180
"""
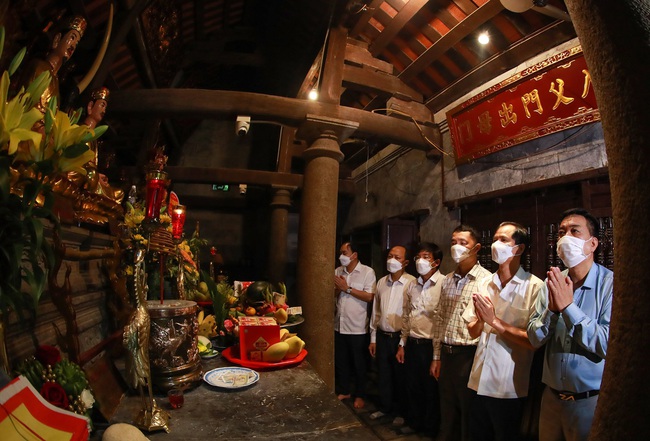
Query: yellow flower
0 72 44 155
125 266 133 276
160 213 172 225
124 212 145 229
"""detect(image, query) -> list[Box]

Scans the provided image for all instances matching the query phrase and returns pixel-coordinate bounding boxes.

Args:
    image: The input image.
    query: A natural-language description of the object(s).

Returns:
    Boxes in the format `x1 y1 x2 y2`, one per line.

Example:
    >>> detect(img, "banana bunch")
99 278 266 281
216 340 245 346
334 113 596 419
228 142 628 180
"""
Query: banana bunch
197 310 218 338
14 357 45 390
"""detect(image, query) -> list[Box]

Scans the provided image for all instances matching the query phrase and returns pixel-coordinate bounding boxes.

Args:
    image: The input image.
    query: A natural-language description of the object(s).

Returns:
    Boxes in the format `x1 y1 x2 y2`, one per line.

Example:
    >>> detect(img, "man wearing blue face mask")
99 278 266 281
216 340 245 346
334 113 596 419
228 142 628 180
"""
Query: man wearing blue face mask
528 208 613 441
433 225 491 441
334 242 376 409
368 245 414 424
463 222 546 441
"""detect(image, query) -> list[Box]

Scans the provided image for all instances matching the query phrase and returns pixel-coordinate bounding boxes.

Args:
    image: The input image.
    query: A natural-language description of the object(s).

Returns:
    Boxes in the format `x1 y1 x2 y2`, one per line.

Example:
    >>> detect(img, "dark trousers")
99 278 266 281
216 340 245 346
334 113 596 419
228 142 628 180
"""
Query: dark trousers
470 394 526 441
375 332 406 415
404 338 440 435
334 331 368 398
438 346 477 441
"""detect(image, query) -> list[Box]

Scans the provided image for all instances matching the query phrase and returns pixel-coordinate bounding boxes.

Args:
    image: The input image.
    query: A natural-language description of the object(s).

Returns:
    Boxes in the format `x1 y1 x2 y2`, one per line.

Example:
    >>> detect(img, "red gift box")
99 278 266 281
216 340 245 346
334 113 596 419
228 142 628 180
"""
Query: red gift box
239 316 280 361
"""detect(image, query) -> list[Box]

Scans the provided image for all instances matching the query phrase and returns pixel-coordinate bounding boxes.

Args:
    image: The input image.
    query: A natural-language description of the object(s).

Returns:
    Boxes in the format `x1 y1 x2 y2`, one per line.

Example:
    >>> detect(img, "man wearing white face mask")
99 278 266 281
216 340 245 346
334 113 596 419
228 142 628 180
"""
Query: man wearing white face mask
334 242 376 409
368 245 414 423
395 242 445 436
528 208 613 441
462 222 545 441
433 225 491 441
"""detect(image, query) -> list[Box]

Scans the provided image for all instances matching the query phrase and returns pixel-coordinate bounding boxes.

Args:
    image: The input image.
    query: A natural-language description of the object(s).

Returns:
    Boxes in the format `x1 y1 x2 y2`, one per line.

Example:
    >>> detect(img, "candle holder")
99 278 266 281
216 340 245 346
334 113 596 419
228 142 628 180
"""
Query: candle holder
144 170 169 223
171 205 186 240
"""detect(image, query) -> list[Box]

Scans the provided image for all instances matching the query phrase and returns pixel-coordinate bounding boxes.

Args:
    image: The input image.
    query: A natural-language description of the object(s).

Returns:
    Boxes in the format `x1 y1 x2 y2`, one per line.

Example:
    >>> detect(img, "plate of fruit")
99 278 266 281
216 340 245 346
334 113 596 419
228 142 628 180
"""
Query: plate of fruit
198 336 219 359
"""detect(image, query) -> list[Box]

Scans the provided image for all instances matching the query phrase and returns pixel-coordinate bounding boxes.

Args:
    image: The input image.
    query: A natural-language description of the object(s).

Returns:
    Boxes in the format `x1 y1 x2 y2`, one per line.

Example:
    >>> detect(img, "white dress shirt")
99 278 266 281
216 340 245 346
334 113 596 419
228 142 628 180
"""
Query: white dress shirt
400 271 444 347
335 262 376 334
370 273 416 343
462 267 545 398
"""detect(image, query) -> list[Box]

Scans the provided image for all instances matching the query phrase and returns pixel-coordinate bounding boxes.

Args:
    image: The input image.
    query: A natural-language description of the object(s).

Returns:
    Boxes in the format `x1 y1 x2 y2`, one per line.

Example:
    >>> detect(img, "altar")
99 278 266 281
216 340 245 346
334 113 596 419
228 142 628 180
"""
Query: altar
104 355 379 440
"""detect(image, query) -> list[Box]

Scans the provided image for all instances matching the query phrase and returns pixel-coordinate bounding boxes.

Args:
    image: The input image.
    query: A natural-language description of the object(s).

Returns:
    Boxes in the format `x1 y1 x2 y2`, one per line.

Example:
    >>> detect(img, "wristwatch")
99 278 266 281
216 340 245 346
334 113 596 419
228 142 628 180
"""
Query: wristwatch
345 287 352 294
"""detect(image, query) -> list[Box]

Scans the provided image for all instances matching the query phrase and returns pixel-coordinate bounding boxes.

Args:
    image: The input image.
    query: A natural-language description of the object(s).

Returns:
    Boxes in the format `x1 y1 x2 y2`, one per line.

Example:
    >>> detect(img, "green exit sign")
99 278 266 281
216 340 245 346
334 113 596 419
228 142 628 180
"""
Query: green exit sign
212 184 229 191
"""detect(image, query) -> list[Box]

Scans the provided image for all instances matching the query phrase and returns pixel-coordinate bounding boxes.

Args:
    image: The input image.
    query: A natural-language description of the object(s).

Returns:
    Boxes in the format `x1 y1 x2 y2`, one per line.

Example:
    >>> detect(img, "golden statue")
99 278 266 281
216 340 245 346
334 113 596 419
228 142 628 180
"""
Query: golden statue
15 15 87 131
74 86 124 202
123 248 170 433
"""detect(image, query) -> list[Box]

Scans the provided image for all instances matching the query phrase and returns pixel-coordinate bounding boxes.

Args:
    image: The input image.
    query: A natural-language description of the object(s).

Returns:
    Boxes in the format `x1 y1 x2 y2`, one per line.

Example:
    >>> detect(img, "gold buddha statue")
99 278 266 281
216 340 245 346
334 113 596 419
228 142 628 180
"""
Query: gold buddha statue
66 86 123 205
16 15 87 131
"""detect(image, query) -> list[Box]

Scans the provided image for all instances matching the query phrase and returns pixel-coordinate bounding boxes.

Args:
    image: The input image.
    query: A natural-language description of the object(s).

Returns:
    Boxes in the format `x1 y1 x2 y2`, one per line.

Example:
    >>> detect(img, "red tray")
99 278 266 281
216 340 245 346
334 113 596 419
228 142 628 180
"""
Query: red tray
221 346 307 370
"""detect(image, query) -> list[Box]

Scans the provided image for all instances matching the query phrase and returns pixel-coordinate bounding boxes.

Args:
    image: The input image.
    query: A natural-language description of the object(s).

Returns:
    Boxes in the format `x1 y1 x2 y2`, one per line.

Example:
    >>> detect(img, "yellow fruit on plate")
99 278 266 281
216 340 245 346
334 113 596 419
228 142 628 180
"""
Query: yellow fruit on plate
274 308 288 325
198 335 212 348
198 314 218 338
283 336 305 359
263 342 289 362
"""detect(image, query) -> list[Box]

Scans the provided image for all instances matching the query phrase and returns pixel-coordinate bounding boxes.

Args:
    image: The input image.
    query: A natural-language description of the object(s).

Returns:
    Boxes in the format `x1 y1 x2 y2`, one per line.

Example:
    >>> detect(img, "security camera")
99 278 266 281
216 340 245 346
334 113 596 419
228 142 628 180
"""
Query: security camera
236 116 251 136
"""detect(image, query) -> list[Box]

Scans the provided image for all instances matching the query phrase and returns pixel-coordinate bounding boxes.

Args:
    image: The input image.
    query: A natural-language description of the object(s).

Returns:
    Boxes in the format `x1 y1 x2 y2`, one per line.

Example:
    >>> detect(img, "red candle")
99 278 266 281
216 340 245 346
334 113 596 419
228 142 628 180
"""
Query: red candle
171 205 186 239
145 170 169 221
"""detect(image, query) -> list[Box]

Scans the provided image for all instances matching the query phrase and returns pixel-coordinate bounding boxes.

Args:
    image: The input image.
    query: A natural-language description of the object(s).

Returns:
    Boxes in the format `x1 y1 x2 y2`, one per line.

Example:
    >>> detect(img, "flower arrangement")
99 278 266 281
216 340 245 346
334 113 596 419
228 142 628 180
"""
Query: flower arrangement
0 25 107 324
13 345 95 420
121 198 208 301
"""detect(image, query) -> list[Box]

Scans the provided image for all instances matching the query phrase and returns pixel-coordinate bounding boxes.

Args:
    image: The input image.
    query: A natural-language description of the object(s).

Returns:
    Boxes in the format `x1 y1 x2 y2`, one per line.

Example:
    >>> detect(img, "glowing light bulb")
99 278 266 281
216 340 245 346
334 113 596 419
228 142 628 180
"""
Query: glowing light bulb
308 89 319 100
478 32 490 45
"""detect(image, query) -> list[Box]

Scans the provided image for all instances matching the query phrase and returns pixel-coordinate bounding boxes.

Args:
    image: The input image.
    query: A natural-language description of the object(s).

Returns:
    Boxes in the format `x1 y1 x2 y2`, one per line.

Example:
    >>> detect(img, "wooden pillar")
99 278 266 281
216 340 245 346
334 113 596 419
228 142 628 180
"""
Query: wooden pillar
267 185 294 285
563 1 650 438
295 116 358 391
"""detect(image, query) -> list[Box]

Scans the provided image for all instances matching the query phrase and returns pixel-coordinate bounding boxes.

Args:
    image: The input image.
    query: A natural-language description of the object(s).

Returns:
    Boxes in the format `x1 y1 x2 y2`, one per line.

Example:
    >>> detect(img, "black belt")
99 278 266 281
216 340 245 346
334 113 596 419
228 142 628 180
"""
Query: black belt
378 329 401 339
408 336 432 345
441 343 477 354
549 387 599 401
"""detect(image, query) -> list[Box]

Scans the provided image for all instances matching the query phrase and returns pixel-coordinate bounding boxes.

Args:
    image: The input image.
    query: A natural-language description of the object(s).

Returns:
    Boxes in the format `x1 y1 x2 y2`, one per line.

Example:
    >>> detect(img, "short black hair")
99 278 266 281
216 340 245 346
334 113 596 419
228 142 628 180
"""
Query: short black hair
417 242 443 262
453 224 481 244
342 241 357 254
561 208 600 238
498 221 530 249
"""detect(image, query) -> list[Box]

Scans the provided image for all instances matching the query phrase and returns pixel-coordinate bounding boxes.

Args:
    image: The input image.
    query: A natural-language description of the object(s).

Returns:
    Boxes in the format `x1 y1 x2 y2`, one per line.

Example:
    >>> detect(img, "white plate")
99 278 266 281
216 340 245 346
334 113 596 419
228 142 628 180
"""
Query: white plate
203 367 259 389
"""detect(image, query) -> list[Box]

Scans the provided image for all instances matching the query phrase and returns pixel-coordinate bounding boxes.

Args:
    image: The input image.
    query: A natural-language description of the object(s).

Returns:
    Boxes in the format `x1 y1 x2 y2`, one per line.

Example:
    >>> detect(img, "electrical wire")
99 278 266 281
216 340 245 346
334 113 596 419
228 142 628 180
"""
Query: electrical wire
365 142 369 202
370 108 452 157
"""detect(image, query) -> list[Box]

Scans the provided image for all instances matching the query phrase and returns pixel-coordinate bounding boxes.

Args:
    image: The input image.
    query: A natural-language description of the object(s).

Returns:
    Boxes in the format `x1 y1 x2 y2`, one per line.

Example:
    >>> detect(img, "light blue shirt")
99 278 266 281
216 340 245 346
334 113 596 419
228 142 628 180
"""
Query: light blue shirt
527 263 613 393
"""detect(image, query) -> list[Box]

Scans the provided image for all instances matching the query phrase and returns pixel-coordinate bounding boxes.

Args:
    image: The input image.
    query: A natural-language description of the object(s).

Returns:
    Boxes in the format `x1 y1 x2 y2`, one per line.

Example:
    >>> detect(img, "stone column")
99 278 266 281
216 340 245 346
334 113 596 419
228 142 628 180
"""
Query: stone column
295 115 358 391
563 1 650 438
267 185 294 285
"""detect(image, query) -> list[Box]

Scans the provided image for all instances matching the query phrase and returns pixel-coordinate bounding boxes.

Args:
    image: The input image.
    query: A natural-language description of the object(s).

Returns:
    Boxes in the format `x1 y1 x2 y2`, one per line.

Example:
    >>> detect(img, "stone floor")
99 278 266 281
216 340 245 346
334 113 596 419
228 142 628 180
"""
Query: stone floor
338 364 439 441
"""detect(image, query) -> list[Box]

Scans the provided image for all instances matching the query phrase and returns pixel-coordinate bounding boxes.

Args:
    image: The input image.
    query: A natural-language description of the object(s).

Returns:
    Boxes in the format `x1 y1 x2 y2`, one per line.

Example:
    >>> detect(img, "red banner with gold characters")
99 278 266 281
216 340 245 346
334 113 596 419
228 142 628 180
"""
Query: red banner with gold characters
447 46 599 164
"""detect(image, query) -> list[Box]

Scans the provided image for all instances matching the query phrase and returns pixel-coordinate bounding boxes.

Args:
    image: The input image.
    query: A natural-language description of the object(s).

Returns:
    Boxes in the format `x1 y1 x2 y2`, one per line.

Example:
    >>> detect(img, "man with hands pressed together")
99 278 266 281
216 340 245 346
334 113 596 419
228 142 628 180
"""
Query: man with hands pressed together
463 222 545 441
528 208 613 441
334 242 376 410
368 245 414 423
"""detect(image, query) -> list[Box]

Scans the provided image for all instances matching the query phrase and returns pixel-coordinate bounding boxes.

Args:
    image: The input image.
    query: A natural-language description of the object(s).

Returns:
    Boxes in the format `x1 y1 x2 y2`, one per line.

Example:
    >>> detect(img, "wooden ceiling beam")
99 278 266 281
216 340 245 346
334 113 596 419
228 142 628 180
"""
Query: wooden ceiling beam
109 89 440 152
399 0 504 82
342 64 424 102
87 0 154 91
133 166 357 195
369 0 429 56
426 20 576 112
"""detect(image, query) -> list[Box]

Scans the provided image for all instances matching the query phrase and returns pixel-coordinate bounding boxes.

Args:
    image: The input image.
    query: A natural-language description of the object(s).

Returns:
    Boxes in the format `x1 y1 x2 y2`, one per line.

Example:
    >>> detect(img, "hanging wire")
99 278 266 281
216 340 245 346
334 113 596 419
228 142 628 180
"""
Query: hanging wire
365 141 370 202
370 108 452 157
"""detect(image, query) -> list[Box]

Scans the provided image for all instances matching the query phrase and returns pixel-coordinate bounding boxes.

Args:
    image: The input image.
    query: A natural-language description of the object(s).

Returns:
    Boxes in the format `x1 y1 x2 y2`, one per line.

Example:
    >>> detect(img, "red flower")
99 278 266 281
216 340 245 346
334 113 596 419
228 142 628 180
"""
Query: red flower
41 382 69 409
35 345 61 366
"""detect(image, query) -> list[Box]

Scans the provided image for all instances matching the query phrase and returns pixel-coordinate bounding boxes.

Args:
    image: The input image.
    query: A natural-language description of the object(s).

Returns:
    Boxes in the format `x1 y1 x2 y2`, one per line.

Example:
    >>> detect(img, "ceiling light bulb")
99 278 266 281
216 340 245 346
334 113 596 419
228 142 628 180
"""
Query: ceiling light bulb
308 89 319 100
478 32 490 45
